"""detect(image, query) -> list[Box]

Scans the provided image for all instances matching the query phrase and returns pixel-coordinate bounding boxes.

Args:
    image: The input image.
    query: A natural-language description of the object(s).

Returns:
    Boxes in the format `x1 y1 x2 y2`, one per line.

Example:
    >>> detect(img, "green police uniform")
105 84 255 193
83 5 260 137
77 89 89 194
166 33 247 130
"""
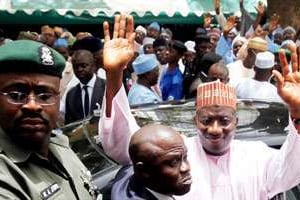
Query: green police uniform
0 40 97 199
0 128 94 200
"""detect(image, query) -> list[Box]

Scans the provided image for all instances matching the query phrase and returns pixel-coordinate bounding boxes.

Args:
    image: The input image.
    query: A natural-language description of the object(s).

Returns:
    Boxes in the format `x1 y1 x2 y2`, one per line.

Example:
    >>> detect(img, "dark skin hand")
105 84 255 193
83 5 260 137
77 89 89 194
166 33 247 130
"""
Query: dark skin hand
252 1 265 30
223 16 236 37
214 0 220 15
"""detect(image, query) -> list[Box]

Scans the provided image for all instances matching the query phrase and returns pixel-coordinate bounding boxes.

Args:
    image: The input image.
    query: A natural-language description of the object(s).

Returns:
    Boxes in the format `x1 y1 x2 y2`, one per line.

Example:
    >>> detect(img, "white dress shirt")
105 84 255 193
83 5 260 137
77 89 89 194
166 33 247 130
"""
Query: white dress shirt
236 78 283 102
227 60 255 88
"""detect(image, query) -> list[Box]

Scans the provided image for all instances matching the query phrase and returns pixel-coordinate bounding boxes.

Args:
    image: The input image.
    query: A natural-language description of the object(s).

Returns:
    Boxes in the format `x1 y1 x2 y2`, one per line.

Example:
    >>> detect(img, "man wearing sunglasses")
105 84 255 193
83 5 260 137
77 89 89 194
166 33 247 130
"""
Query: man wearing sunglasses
0 40 95 199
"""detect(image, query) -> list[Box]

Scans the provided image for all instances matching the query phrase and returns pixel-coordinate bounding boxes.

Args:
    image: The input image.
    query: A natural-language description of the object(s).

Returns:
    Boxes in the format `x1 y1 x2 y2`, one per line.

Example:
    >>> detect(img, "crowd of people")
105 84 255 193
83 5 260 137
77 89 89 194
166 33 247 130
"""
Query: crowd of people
1 0 298 125
1 0 300 199
97 11 300 199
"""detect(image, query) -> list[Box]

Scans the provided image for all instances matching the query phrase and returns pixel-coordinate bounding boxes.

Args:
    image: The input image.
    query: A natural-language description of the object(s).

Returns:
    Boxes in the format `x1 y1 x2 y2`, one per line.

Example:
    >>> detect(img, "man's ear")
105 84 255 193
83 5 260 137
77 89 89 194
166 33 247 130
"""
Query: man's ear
235 116 239 126
135 162 150 178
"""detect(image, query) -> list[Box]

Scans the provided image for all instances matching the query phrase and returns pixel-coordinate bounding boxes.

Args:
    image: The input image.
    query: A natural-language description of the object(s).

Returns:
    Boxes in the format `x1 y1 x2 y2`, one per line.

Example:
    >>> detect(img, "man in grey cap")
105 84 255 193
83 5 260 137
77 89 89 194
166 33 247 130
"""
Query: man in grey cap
0 40 96 199
147 22 160 39
283 26 296 41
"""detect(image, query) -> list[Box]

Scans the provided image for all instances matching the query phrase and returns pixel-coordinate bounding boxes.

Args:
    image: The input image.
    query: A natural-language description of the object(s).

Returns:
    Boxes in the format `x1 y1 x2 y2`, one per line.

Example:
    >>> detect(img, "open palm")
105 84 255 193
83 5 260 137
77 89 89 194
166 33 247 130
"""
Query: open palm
255 1 265 16
103 15 135 71
223 16 236 34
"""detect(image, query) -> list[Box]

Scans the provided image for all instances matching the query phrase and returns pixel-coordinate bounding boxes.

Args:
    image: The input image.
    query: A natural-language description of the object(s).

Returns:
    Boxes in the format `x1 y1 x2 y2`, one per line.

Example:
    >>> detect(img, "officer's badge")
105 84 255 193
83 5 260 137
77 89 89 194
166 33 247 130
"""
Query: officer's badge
39 46 54 66
40 182 60 200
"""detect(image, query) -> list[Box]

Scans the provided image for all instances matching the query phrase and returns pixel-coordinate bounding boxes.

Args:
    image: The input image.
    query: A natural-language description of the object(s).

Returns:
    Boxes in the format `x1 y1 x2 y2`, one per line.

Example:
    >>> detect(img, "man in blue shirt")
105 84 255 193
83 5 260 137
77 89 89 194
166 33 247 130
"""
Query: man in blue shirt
160 40 187 101
128 54 161 106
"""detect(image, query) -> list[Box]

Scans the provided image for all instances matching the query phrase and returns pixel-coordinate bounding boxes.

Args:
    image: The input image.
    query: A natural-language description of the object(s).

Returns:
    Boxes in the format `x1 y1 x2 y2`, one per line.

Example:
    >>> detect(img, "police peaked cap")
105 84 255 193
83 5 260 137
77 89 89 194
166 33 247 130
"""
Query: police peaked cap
0 40 65 78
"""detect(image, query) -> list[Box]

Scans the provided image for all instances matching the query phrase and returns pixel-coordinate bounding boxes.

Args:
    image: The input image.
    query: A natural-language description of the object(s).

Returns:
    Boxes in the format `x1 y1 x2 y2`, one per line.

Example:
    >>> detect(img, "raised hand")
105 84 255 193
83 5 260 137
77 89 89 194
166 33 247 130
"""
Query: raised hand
255 1 265 16
103 14 135 72
214 0 220 14
223 16 236 35
254 25 268 38
273 44 300 118
239 0 244 9
102 14 135 117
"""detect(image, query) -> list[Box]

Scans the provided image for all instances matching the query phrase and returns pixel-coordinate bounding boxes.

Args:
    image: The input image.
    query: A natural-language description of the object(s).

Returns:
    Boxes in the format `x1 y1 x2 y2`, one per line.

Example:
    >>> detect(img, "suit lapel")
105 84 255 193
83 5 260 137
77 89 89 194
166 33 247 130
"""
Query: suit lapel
90 77 104 112
129 175 158 200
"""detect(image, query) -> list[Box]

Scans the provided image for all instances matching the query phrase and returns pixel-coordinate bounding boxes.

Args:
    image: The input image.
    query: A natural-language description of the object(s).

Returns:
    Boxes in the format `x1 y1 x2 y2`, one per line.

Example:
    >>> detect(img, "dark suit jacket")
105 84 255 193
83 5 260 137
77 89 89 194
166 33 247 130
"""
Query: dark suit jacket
103 165 158 200
65 77 105 124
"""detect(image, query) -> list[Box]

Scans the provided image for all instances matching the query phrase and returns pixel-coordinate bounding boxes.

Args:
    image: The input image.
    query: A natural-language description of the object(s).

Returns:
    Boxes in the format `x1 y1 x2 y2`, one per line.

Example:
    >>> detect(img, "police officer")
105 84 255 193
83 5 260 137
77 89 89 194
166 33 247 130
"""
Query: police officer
0 40 96 200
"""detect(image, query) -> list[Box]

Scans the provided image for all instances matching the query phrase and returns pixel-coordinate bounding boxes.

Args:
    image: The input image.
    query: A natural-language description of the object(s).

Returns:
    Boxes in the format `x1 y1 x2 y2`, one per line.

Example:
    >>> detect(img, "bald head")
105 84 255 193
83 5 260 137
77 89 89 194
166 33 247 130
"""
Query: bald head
129 124 191 196
129 124 183 164
207 61 229 83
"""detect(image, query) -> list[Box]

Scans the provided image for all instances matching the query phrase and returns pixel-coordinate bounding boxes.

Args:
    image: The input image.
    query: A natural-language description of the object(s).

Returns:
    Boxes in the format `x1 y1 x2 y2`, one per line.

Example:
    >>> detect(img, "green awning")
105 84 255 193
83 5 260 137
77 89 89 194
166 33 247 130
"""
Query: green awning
0 0 267 25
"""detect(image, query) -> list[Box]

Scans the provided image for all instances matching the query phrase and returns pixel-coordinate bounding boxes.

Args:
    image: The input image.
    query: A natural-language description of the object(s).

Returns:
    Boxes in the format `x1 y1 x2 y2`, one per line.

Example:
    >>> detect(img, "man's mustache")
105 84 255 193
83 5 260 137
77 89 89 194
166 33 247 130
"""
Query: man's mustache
15 112 49 125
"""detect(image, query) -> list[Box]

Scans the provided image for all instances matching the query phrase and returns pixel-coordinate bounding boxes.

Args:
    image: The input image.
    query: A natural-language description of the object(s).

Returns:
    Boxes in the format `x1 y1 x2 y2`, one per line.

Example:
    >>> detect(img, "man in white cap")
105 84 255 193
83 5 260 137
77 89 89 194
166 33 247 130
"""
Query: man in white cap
135 25 147 45
227 37 268 87
179 41 195 74
100 14 300 200
183 41 196 66
128 54 161 106
181 41 196 98
231 35 247 60
236 51 282 102
134 25 147 53
142 37 155 54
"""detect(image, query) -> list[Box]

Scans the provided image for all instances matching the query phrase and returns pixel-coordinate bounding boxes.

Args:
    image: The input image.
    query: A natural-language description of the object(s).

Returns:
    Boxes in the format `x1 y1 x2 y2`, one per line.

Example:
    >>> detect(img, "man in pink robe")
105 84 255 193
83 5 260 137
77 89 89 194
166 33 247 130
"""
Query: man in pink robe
99 14 300 200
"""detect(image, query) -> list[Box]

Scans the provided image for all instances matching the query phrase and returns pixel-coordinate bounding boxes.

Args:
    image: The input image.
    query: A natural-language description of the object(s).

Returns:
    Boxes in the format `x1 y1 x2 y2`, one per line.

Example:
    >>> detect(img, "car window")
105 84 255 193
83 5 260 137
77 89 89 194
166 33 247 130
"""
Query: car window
131 99 289 146
61 118 117 174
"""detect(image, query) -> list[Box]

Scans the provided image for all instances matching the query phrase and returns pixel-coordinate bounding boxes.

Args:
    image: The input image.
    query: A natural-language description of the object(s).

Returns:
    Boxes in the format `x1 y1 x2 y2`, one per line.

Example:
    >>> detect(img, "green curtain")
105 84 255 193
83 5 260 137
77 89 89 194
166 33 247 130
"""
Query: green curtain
0 0 266 24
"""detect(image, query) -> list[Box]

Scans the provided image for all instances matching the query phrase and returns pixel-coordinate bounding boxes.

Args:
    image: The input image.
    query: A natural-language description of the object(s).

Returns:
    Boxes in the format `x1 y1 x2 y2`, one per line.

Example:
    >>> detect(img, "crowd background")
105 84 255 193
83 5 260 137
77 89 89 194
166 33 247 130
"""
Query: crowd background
0 0 298 124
